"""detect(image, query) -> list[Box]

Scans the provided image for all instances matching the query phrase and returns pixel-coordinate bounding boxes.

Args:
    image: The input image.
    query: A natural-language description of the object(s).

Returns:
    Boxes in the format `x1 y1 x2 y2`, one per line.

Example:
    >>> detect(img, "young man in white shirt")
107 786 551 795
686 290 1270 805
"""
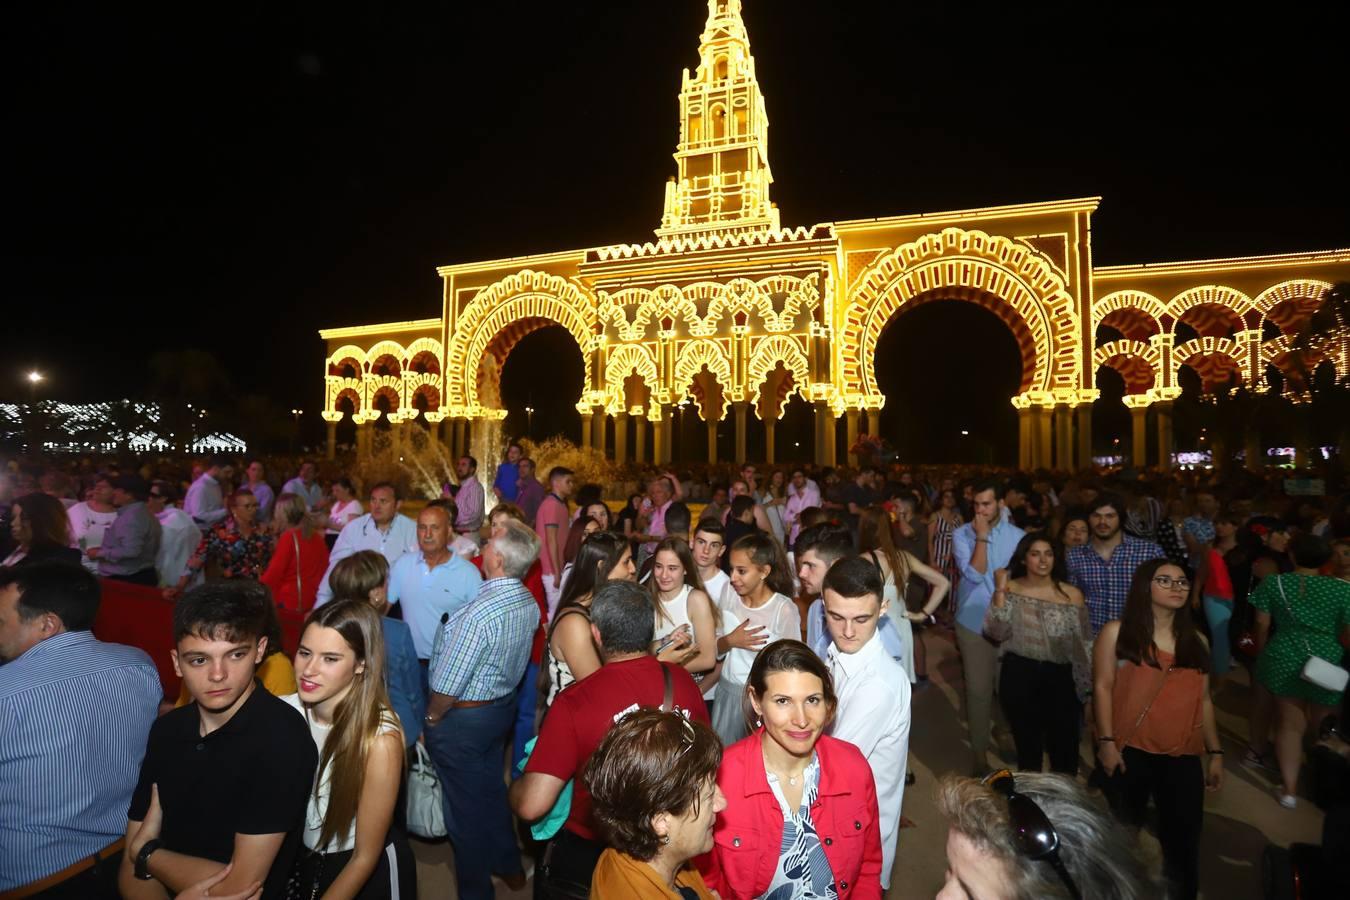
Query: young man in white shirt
823 555 911 892
690 520 730 707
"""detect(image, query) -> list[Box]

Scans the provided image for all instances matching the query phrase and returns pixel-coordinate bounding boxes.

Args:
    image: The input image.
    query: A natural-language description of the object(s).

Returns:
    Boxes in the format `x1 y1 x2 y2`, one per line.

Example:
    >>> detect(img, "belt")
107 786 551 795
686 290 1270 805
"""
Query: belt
449 696 510 709
6 839 124 899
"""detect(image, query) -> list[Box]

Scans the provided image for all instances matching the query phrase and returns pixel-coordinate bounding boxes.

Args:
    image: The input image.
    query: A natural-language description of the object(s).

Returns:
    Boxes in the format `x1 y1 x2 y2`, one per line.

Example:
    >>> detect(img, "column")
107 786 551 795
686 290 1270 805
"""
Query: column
1035 406 1053 470
580 412 593 454
733 401 749 464
845 408 860 467
1075 404 1092 471
1155 401 1174 470
594 409 608 458
452 418 466 459
1054 405 1073 471
325 422 337 460
813 401 831 466
1130 405 1148 469
356 422 371 460
1244 426 1263 473
634 415 647 464
613 411 629 464
706 418 718 464
764 418 776 464
1017 407 1033 470
866 408 881 441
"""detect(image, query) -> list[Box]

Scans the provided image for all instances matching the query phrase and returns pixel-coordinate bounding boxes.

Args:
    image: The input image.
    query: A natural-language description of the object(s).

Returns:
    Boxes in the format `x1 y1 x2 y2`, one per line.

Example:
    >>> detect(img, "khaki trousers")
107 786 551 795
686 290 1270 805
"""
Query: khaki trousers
955 622 1001 773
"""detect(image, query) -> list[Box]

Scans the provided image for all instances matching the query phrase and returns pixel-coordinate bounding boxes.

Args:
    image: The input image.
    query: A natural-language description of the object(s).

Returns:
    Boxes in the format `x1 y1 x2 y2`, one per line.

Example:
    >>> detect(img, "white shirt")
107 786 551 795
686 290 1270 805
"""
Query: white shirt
67 502 118 573
314 513 419 607
326 499 363 536
183 473 226 527
828 629 911 890
154 506 201 587
718 590 800 686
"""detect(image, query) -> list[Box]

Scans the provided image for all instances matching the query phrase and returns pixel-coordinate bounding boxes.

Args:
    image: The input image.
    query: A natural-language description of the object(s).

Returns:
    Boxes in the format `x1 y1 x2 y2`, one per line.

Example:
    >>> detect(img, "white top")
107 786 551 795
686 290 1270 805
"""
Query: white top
653 584 694 644
155 507 202 587
718 590 801 685
699 570 731 700
828 630 911 890
67 502 118 573
281 694 400 853
327 499 364 536
314 513 419 607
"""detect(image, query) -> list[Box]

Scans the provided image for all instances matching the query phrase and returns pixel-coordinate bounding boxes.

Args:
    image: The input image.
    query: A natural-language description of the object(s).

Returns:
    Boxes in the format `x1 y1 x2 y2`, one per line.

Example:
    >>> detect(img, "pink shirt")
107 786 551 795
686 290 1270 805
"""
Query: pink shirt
785 479 821 544
535 494 570 577
641 499 672 557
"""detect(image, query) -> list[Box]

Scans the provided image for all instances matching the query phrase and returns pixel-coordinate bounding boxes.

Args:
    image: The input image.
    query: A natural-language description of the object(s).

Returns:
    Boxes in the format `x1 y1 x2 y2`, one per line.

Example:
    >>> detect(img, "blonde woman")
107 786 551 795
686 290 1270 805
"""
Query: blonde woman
261 492 330 614
286 600 413 899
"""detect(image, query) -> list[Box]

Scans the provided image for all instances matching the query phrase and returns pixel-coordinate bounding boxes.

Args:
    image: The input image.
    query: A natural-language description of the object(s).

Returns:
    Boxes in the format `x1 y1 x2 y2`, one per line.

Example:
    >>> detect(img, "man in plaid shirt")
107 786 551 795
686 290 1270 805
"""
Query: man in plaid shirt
424 520 541 899
1067 494 1164 634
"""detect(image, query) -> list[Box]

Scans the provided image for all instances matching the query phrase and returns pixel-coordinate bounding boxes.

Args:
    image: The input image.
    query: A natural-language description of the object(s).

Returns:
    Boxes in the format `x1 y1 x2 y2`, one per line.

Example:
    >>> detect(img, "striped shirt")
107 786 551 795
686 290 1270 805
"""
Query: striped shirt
429 576 539 702
0 631 161 890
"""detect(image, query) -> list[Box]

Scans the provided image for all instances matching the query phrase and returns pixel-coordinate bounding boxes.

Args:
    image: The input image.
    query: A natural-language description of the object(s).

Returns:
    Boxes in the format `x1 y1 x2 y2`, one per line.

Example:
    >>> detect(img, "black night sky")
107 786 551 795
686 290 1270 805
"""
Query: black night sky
6 1 1348 460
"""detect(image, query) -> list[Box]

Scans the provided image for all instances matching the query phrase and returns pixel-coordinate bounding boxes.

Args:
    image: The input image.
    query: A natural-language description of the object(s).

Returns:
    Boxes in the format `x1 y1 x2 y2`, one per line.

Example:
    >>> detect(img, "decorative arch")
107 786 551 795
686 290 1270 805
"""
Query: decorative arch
1173 336 1249 393
1168 286 1252 337
672 339 732 417
1255 279 1332 335
843 227 1080 400
405 338 442 373
1093 289 1167 327
327 344 367 377
603 343 659 415
446 270 596 413
366 340 407 375
747 335 809 414
1093 340 1159 394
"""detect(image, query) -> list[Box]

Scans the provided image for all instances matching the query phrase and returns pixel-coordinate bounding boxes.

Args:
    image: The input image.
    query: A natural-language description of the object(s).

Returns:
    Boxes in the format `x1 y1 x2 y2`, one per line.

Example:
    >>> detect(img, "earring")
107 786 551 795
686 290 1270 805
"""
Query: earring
660 835 671 845
755 716 762 728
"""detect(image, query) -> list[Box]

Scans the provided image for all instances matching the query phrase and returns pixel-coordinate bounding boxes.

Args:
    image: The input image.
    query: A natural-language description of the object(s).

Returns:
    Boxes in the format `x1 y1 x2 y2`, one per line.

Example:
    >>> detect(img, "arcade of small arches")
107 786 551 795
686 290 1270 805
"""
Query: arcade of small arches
320 261 1343 470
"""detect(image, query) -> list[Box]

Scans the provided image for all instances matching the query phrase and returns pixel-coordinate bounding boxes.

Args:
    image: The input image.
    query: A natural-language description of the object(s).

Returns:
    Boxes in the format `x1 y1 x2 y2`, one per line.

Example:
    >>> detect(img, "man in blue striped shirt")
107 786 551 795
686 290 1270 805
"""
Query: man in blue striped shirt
0 562 162 897
424 519 541 900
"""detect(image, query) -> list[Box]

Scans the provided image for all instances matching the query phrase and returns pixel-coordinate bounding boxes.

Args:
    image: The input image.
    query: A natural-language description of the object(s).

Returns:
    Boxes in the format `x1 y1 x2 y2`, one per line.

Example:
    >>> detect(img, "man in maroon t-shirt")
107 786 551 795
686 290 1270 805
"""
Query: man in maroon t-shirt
511 580 709 898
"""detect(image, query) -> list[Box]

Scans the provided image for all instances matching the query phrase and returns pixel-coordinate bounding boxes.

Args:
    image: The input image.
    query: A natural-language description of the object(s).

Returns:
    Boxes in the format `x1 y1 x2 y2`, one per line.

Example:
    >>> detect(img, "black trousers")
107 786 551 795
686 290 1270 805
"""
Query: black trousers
998 652 1081 774
534 828 605 900
23 850 122 900
291 835 416 900
1103 747 1204 900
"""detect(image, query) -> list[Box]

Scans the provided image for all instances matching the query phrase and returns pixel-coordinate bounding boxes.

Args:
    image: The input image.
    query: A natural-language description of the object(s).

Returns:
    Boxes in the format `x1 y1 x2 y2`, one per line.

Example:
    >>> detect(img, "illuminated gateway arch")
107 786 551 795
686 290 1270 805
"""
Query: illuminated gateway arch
319 0 1350 469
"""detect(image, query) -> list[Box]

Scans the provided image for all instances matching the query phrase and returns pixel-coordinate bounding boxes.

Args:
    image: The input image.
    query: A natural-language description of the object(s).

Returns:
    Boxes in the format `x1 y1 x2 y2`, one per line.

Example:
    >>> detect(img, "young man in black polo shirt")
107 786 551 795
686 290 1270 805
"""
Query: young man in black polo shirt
119 582 316 900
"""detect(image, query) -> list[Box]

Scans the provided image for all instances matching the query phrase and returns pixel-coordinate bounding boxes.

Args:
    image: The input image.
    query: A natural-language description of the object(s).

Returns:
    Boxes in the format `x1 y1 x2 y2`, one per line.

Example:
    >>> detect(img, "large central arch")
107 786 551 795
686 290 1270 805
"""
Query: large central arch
445 269 597 415
841 227 1082 404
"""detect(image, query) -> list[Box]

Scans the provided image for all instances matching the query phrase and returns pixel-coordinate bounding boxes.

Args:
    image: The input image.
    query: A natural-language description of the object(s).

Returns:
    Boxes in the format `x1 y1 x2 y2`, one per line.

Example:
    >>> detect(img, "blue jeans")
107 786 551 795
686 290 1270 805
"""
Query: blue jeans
423 695 522 900
511 661 539 777
1203 595 1233 676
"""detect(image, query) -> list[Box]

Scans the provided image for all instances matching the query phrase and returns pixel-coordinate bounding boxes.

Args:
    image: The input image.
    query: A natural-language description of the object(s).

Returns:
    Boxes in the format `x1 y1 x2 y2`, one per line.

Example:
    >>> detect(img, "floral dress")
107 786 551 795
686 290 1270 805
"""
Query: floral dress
187 517 275 581
763 756 836 900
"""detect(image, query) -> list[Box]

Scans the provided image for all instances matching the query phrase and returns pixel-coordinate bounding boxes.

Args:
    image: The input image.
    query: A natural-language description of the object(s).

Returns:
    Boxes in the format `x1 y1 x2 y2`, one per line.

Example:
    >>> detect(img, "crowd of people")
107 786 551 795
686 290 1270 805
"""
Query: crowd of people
2 444 1350 899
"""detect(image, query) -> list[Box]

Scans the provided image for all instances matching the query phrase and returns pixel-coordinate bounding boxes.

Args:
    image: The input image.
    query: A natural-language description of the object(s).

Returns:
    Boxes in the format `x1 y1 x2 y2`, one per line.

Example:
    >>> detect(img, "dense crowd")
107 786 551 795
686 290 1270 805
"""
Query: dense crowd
2 446 1350 900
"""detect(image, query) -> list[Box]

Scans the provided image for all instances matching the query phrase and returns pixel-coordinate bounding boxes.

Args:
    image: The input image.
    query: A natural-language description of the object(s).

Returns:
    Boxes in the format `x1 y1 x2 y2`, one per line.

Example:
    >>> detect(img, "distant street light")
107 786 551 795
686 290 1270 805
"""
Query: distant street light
960 430 970 436
26 371 43 384
290 409 304 454
25 370 43 404
525 406 535 435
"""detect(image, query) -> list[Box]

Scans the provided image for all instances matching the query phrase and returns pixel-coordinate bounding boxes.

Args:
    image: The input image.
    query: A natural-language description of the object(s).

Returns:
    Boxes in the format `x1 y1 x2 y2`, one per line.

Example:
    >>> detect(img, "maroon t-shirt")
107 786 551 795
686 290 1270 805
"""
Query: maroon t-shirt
525 656 710 840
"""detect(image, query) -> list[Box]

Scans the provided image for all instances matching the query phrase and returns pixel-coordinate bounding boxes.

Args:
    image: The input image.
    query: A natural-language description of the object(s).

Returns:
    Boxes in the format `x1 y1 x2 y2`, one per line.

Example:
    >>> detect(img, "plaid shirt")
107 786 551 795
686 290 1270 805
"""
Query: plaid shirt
1067 535 1165 634
429 576 539 702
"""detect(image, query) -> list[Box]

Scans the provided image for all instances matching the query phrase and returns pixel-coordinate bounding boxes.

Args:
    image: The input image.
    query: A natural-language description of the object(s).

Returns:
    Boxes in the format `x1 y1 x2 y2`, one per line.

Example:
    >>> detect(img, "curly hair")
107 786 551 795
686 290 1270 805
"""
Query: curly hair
585 709 722 861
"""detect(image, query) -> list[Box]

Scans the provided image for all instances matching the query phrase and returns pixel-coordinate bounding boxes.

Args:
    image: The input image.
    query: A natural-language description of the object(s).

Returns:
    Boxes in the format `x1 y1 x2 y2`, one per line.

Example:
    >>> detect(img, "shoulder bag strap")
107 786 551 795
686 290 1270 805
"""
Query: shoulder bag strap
660 662 675 712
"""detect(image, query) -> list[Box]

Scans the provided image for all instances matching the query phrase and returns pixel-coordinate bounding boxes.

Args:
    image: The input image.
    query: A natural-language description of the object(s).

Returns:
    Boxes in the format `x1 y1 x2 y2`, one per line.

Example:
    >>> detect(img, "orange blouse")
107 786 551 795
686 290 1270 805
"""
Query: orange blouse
1111 650 1205 756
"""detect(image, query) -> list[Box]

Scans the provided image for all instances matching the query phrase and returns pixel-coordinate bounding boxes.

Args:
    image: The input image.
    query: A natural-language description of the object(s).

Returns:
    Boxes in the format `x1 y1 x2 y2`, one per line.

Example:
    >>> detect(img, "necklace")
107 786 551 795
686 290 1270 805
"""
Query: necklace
763 751 810 787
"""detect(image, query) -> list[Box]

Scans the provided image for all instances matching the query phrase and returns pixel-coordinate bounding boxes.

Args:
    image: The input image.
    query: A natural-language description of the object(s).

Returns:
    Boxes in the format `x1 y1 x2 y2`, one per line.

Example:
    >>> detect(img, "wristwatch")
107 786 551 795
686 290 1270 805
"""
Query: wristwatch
134 839 162 881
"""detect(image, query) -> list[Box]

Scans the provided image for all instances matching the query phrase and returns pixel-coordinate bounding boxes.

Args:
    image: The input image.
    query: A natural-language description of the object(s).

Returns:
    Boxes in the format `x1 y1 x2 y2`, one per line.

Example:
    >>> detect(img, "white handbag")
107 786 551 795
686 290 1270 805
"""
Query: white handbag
406 743 448 839
1277 576 1350 694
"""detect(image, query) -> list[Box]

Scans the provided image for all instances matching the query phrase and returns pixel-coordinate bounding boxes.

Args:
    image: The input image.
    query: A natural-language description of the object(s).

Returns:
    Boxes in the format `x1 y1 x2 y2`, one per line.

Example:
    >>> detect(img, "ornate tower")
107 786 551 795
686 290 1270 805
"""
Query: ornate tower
657 0 780 239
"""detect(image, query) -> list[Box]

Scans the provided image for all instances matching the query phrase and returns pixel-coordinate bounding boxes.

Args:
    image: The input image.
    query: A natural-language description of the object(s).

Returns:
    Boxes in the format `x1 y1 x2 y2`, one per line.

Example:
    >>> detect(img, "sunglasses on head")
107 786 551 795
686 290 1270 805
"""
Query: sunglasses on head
981 769 1081 900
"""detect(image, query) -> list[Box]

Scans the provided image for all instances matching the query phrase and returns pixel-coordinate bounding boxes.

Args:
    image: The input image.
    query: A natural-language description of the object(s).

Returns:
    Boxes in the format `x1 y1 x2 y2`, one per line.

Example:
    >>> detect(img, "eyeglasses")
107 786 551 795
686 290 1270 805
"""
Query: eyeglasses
674 711 696 759
1152 575 1191 592
982 769 1081 900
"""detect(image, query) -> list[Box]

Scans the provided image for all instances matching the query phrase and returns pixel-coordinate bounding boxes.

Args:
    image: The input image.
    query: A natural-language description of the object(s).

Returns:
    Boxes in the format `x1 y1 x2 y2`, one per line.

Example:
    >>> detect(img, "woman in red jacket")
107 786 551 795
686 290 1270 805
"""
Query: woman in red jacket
702 639 883 899
261 492 330 613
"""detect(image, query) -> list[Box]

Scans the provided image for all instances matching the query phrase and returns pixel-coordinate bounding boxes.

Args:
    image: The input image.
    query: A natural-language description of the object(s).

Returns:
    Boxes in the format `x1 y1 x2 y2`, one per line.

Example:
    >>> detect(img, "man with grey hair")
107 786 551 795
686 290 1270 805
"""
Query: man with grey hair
423 518 541 898
511 580 709 897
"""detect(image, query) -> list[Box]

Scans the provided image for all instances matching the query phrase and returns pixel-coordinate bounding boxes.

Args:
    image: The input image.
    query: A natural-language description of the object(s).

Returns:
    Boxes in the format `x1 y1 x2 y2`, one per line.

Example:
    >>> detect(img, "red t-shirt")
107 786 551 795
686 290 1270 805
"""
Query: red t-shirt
472 554 549 663
525 656 710 840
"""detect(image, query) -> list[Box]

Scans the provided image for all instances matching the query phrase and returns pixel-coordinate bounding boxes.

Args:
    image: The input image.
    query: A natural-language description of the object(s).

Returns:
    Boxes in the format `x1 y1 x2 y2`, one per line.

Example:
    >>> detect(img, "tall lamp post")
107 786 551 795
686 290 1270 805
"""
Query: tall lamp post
525 406 535 438
291 408 304 454
25 370 43 404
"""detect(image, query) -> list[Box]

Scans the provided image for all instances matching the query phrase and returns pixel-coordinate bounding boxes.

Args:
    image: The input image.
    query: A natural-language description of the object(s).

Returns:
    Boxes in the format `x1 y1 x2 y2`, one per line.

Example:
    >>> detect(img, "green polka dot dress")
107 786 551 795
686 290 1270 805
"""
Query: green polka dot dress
1250 573 1350 706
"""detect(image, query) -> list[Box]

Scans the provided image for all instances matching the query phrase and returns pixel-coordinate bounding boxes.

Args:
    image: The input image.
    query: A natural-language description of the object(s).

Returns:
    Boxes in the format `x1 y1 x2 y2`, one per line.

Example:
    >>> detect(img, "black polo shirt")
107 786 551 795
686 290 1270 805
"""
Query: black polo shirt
130 680 317 900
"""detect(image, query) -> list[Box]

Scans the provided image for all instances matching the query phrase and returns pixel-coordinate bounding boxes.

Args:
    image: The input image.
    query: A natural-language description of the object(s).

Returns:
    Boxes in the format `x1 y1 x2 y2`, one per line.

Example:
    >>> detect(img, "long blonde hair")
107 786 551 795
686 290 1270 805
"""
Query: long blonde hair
303 600 401 849
276 492 319 540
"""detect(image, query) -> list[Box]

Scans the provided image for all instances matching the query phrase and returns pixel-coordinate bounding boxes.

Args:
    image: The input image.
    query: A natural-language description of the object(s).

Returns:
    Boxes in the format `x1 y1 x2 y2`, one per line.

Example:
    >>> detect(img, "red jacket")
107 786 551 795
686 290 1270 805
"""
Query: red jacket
260 527 330 614
700 732 883 900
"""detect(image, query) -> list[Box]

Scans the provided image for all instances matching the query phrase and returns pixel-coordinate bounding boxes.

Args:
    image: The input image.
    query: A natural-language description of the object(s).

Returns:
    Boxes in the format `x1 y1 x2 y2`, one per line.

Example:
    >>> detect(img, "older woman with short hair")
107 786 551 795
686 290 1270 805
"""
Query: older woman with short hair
586 709 724 899
935 771 1159 900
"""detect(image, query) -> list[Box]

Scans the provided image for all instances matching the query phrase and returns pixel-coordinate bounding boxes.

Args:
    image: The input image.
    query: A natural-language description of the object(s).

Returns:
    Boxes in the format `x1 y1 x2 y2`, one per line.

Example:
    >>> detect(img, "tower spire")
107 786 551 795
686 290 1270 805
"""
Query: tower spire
657 0 779 239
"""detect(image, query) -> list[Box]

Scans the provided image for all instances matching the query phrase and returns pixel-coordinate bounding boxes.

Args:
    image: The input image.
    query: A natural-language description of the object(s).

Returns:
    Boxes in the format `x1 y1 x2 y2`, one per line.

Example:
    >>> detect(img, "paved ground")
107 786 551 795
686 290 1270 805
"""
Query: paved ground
411 626 1328 898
